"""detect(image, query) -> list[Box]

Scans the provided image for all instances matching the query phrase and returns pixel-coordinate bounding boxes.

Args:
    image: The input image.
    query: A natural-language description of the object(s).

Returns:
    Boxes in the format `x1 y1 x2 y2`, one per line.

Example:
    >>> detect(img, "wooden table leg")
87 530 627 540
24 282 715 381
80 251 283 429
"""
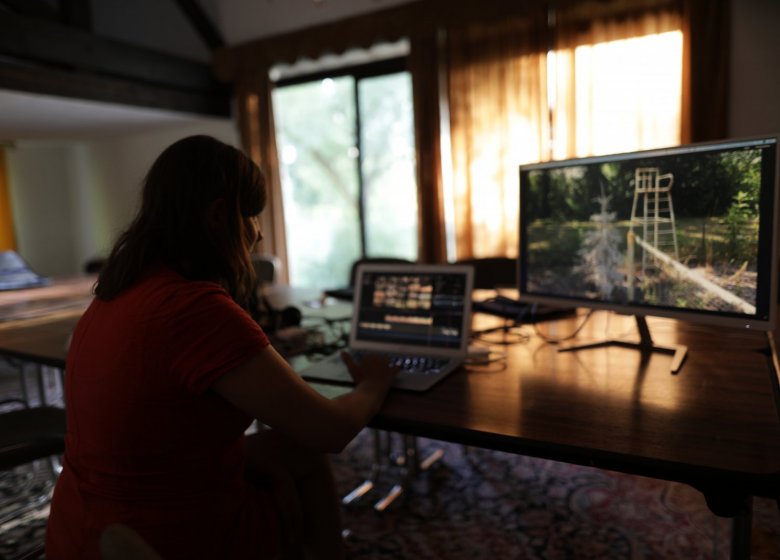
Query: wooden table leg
730 495 753 560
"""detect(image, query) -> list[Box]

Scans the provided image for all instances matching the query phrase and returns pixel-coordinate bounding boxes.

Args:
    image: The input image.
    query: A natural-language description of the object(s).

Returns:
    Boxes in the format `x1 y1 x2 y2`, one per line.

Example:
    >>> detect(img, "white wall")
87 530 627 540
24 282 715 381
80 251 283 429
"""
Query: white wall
7 120 240 277
6 144 77 277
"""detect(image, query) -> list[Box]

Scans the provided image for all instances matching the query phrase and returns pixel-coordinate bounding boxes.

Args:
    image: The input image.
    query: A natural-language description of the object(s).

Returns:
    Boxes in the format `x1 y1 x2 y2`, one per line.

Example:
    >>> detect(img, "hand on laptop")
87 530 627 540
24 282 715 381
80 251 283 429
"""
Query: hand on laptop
340 351 400 391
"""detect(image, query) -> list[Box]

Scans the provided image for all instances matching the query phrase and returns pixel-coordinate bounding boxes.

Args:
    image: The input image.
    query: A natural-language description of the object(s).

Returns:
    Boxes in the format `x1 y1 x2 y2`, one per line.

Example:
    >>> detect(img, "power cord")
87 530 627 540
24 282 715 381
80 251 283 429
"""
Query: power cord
532 309 596 344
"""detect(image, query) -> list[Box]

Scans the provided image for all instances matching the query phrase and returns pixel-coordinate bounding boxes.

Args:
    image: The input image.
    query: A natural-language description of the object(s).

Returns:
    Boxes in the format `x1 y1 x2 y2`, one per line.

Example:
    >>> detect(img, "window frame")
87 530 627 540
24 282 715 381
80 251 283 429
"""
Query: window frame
272 56 413 262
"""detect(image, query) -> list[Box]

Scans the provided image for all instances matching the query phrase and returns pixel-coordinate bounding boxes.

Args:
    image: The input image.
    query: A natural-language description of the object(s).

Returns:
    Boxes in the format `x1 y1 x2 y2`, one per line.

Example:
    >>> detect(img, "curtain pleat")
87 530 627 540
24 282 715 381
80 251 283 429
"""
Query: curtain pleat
681 0 730 143
446 11 549 260
235 72 290 283
553 3 683 158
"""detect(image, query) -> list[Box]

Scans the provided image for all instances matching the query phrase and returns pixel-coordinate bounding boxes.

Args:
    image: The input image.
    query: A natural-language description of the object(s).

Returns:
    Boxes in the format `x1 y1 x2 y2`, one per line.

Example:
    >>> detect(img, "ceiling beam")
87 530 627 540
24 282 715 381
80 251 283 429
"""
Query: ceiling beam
0 9 230 117
0 0 59 21
0 11 214 90
59 0 92 31
0 59 230 117
172 0 225 51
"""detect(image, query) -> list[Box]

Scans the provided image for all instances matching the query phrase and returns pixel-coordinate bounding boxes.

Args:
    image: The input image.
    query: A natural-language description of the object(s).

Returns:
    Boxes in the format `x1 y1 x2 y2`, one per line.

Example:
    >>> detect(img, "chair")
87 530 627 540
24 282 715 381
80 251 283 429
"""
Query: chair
326 257 413 301
0 401 65 472
0 400 66 559
84 257 106 274
349 256 413 287
629 167 680 273
453 256 517 291
251 254 281 287
249 254 282 325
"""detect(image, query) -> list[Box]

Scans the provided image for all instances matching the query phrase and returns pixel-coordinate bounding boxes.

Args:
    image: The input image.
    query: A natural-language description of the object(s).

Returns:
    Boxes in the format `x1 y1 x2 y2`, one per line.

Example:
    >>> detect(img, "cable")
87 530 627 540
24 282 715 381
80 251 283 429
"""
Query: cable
463 356 509 373
472 327 531 346
532 309 596 344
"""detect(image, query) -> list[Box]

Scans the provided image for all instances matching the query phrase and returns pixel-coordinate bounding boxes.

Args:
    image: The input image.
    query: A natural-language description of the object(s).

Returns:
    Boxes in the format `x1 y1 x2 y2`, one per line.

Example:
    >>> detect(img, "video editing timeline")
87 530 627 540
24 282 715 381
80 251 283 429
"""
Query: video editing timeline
356 272 468 348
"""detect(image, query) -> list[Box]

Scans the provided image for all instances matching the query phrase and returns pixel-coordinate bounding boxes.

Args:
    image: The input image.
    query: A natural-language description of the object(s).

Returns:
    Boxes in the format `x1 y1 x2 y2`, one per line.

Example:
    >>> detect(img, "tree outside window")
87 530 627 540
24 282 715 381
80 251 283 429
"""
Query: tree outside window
272 61 418 289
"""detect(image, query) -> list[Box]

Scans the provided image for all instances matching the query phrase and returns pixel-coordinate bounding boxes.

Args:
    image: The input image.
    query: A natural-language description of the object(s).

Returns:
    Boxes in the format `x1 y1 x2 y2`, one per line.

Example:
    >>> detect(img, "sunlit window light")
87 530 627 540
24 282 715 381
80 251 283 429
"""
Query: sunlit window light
571 30 683 156
281 145 297 165
320 78 336 96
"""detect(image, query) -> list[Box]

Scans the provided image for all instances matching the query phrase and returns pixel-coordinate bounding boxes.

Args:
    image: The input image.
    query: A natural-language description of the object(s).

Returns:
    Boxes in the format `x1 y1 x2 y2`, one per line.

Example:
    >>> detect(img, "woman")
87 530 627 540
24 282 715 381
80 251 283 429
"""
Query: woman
45 135 398 559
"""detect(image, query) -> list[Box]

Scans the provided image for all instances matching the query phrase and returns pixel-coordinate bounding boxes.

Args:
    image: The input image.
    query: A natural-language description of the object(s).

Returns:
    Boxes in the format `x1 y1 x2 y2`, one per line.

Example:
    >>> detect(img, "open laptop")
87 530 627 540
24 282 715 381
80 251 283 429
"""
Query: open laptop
299 263 474 391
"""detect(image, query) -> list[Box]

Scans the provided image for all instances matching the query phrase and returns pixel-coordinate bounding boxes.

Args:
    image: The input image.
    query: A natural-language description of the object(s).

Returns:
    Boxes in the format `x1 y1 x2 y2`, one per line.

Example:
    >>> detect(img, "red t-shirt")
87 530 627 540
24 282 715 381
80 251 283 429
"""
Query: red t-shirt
46 267 277 559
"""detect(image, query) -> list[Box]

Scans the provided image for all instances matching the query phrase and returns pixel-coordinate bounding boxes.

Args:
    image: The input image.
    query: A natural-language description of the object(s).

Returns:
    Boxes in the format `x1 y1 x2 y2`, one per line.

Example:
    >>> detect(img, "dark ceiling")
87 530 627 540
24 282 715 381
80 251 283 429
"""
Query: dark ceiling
0 0 231 117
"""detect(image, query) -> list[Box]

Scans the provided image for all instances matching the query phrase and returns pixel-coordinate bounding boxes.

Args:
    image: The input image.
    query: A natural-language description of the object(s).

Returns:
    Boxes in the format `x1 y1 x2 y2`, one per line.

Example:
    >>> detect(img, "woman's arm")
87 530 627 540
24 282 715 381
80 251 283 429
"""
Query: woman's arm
211 345 398 452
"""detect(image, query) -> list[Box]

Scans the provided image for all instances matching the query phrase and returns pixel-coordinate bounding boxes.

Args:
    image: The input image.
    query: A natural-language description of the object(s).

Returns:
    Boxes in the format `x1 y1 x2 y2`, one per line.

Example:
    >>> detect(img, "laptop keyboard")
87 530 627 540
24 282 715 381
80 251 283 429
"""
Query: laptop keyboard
350 351 450 375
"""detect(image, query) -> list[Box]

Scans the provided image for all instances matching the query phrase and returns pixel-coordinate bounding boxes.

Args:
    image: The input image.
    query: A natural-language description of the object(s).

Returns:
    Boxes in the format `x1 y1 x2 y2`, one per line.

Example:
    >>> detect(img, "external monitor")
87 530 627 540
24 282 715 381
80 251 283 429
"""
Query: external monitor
518 136 779 371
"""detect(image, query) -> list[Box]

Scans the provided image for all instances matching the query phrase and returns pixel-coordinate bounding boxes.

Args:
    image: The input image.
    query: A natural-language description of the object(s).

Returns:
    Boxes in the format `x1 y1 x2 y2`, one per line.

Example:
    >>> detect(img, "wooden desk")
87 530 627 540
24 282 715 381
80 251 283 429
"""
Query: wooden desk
0 276 95 322
0 277 94 402
0 279 348 368
2 282 778 558
369 312 780 559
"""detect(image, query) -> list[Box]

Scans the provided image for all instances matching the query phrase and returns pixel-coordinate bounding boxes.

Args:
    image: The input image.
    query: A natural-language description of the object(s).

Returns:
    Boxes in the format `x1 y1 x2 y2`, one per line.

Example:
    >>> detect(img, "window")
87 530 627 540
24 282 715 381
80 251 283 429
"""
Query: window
446 7 684 259
272 58 418 288
550 12 683 159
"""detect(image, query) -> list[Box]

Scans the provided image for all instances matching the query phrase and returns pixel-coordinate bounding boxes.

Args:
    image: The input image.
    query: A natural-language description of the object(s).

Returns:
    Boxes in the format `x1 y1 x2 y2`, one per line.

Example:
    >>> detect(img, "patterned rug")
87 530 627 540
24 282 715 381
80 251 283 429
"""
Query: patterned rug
332 431 780 560
1 430 779 559
0 461 52 559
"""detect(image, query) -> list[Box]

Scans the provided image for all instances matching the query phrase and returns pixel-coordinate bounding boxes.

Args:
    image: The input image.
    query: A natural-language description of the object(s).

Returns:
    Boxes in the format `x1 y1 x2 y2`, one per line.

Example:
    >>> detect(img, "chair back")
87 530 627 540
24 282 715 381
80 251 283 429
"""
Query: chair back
252 254 280 286
454 257 516 290
349 257 414 287
0 405 66 470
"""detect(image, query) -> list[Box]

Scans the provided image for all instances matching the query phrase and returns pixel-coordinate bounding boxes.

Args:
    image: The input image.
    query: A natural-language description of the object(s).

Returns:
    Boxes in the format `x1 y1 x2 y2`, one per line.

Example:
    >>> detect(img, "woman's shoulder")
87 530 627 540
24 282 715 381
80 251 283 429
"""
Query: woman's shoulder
108 266 235 321
139 266 227 297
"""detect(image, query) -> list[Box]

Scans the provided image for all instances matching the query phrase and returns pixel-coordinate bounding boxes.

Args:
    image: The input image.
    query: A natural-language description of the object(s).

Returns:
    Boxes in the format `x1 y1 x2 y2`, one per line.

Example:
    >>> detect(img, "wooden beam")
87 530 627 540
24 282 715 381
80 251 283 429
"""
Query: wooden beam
172 0 225 51
214 0 546 80
0 0 59 21
0 59 231 117
59 0 92 31
0 11 215 91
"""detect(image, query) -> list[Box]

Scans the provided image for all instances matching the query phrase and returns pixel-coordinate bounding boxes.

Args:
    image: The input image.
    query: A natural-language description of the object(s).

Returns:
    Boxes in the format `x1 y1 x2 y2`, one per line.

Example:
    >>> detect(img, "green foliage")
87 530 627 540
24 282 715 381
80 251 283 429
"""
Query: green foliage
724 189 759 262
273 71 418 288
526 148 764 222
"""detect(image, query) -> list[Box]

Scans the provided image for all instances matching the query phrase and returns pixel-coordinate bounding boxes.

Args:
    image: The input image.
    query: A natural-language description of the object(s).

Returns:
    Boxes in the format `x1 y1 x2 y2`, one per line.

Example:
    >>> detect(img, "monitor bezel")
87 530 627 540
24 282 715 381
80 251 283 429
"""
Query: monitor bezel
518 136 779 331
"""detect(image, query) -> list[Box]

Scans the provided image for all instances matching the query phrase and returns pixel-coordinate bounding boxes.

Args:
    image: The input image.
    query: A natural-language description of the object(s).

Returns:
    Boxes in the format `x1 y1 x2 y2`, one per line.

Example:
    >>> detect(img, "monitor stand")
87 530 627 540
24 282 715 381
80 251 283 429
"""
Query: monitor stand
557 314 688 374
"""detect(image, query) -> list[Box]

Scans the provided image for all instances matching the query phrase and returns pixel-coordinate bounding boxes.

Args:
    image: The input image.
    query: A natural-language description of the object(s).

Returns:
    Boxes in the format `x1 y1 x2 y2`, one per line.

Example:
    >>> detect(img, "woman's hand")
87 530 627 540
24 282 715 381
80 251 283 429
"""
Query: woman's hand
340 351 400 390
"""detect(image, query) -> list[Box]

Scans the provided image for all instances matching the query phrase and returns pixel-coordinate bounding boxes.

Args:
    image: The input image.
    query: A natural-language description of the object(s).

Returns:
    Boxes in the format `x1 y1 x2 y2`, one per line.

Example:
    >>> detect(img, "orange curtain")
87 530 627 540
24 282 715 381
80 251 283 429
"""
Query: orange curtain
681 0 730 143
235 71 290 283
0 148 17 251
552 1 683 158
446 10 549 260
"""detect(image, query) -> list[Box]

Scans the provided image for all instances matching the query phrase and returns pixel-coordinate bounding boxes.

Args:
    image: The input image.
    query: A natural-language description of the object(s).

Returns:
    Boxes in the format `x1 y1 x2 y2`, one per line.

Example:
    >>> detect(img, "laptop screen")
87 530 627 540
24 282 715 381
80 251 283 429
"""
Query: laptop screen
352 265 473 351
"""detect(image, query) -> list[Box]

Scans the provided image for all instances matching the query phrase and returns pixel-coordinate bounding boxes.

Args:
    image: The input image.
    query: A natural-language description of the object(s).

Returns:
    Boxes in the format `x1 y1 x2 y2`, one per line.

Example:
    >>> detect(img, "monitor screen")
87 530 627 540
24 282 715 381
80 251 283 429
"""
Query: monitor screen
519 136 779 330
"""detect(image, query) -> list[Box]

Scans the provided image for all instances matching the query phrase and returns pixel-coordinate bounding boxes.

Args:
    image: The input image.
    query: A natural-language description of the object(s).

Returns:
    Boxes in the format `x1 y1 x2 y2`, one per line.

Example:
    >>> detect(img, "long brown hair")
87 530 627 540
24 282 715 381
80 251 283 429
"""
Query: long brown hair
95 135 266 307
